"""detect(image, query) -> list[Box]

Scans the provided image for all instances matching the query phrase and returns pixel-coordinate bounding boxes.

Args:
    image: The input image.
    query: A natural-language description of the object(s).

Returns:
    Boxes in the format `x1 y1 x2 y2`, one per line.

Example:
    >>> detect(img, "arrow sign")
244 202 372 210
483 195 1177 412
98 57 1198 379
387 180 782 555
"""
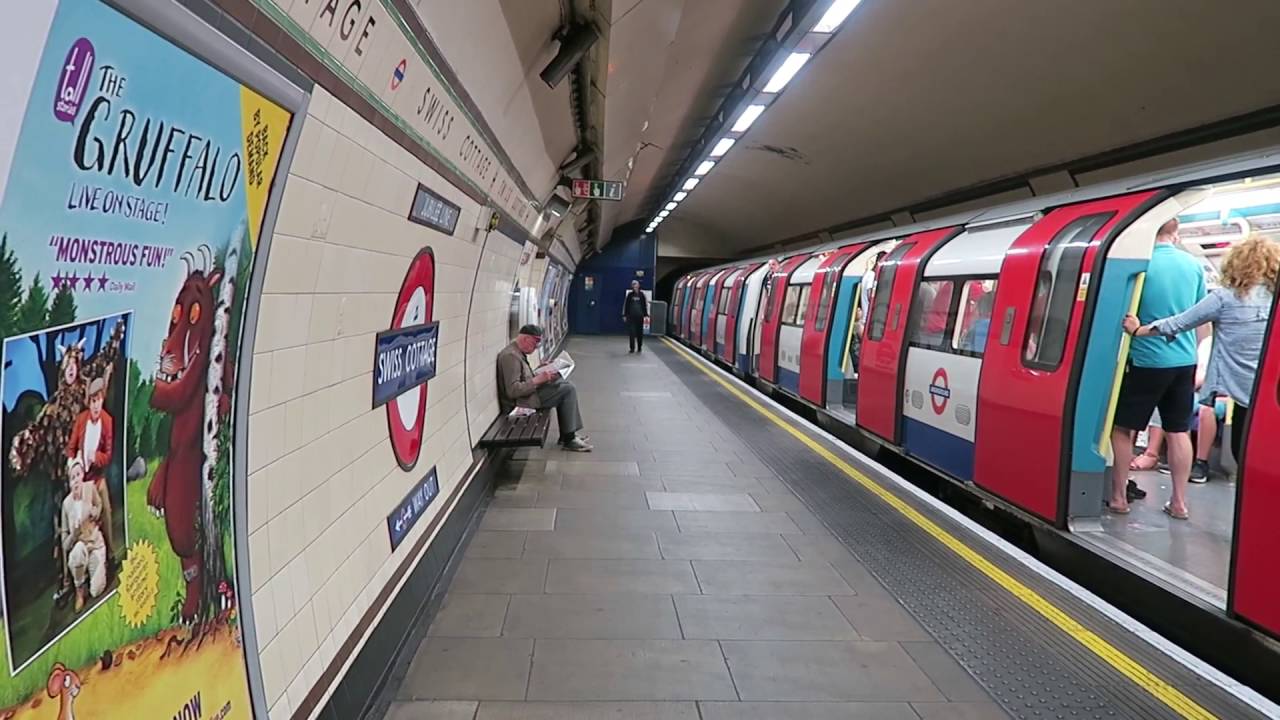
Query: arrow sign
571 178 624 201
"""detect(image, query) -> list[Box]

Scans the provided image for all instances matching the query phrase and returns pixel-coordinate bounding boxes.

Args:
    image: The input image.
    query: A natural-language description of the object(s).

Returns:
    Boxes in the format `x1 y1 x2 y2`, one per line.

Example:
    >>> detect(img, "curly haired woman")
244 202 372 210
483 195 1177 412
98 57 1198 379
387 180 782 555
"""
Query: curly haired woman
1125 233 1279 518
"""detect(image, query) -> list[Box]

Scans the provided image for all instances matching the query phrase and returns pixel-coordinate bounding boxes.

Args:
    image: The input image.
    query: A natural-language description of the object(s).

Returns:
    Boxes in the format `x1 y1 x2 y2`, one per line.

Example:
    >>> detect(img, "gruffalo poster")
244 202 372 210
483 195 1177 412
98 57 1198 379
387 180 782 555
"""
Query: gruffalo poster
0 1 290 717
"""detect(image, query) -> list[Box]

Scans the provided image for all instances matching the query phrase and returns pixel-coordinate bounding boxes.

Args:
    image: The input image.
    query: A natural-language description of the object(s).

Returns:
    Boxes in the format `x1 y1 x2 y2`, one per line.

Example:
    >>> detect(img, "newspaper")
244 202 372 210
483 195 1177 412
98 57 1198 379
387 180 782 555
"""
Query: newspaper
508 406 537 418
536 352 575 381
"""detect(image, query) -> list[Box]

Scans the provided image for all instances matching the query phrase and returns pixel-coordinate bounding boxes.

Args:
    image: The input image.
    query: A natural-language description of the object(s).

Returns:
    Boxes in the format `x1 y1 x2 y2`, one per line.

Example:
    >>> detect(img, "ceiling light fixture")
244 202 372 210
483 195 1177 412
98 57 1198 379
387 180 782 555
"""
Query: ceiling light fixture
710 138 736 157
665 201 677 211
682 178 700 191
763 52 810 93
695 160 715 176
673 192 687 202
731 104 766 133
814 0 862 32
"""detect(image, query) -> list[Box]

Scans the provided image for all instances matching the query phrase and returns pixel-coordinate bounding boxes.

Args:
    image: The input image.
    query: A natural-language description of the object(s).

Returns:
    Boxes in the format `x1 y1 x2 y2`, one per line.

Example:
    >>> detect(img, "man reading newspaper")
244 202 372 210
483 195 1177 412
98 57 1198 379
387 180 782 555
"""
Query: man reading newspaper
496 324 593 451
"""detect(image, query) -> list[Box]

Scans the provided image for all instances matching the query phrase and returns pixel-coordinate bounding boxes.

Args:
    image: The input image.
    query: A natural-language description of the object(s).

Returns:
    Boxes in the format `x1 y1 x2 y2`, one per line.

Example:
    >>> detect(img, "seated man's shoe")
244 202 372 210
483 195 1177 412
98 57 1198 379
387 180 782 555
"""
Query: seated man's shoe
560 436 593 452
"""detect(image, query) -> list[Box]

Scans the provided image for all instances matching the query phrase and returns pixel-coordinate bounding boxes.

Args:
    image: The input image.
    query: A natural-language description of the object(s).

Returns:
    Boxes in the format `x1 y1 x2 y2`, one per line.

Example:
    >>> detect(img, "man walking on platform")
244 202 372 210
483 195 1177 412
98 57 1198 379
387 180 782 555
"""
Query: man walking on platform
623 280 649 353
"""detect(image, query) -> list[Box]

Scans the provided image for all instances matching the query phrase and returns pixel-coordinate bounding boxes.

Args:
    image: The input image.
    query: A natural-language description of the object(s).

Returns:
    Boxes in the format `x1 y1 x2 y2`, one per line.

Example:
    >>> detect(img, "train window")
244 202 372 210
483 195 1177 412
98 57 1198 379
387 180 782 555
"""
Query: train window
718 285 732 313
910 279 956 349
1022 213 1111 369
814 268 838 332
953 279 998 355
868 242 914 340
781 285 802 325
797 285 812 325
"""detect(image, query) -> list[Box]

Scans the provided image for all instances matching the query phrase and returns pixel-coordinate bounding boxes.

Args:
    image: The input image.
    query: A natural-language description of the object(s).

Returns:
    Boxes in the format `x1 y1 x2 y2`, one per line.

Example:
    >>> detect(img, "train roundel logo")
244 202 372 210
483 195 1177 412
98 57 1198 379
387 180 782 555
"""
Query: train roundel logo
386 248 435 471
928 368 951 415
391 59 407 90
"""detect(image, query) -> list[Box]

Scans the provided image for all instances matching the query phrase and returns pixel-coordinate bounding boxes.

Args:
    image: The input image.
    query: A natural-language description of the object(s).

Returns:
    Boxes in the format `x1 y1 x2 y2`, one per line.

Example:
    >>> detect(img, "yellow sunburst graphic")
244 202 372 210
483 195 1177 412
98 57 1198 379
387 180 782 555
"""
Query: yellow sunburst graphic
119 540 160 627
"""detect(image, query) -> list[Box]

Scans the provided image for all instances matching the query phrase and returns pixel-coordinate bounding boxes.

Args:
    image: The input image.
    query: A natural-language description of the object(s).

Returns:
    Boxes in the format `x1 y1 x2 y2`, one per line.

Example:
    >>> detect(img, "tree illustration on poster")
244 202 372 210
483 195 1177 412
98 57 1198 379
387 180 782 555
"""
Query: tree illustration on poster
0 2 290 717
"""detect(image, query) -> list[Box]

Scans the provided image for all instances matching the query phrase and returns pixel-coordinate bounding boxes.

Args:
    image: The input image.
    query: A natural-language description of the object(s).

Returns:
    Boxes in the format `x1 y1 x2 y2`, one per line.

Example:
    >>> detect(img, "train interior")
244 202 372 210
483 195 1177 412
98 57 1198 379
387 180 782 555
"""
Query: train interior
1073 172 1280 607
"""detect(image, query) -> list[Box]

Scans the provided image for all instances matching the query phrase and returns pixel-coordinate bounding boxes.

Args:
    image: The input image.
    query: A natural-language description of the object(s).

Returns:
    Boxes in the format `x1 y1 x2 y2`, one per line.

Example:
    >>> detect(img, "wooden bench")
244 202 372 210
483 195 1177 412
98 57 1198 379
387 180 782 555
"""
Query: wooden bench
477 409 552 448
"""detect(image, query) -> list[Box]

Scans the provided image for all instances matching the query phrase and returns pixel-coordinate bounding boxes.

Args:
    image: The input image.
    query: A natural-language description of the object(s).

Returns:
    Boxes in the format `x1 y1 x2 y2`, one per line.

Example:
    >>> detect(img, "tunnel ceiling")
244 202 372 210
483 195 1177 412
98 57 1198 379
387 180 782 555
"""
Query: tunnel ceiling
613 0 1280 255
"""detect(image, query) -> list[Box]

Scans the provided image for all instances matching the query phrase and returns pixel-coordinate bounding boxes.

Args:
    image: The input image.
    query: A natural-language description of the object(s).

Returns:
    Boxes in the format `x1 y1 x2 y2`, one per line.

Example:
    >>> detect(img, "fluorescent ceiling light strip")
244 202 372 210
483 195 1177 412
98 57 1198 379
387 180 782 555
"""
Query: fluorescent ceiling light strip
665 201 677 211
673 192 687 202
763 52 811 93
682 178 700 191
732 104 766 132
814 0 862 32
710 137 736 157
695 160 715 176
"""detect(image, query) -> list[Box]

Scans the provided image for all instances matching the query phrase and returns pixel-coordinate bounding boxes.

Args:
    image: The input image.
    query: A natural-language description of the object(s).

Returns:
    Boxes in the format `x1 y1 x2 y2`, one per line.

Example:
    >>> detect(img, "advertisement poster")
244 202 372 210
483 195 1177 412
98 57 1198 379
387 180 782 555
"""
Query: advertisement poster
0 2 290 717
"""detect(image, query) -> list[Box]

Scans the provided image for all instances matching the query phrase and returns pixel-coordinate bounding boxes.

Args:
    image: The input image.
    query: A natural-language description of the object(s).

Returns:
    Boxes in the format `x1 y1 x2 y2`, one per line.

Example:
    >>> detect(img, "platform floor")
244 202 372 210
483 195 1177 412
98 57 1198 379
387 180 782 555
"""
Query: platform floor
381 336 1264 720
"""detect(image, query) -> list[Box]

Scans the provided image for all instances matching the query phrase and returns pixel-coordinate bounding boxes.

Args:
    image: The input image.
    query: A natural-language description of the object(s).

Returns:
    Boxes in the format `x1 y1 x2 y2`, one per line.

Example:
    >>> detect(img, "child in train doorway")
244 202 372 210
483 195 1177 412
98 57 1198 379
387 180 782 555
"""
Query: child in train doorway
623 280 649 353
1109 218 1206 520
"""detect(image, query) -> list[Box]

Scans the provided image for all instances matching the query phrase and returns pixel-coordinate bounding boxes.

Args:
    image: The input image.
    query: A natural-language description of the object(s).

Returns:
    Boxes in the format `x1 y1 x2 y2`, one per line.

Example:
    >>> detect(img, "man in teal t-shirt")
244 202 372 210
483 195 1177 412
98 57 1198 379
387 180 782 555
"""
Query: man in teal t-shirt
1109 218 1205 518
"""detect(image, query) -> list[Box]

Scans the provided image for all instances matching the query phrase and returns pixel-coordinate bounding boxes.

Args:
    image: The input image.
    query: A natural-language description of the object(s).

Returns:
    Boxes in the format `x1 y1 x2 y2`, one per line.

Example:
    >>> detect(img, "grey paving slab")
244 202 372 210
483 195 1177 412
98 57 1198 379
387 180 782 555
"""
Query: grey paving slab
503 593 681 639
656 532 799 562
428 594 510 637
661 478 770 495
675 511 803 534
646 492 761 512
675 595 858 640
692 560 855 595
560 475 665 493
493 474 563 493
386 701 479 720
555 508 679 532
720 641 945 702
465 531 527 559
522 529 660 559
699 702 921 720
831 594 933 641
639 461 738 478
399 637 534 700
535 489 651 509
475 702 699 720
480 508 557 531
490 491 539 508
544 460 641 476
911 702 1011 719
901 642 990 702
787 507 833 533
748 491 810 513
545 559 700 594
450 558 548 595
527 639 738 701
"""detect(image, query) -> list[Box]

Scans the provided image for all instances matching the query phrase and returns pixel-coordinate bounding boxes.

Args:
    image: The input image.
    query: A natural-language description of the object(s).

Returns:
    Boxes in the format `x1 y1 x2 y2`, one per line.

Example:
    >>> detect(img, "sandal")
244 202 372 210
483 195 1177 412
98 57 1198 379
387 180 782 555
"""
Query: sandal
1130 454 1159 471
1105 502 1130 515
1162 502 1189 520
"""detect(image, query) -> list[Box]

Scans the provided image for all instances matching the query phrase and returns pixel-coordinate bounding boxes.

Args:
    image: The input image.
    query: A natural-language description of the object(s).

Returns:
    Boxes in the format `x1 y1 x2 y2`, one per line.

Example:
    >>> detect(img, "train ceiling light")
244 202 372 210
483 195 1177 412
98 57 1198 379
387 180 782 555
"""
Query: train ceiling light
647 0 868 229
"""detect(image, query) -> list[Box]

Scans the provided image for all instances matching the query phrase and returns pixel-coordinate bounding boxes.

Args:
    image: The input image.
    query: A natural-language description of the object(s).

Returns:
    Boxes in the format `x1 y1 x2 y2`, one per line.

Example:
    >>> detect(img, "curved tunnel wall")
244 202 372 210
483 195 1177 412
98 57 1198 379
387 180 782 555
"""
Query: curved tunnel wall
0 1 577 719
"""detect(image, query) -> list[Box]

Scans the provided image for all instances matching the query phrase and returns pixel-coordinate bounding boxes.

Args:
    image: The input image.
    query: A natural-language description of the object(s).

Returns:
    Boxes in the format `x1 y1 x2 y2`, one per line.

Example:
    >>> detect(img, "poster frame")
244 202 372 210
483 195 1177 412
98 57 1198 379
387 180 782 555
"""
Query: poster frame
99 0 311 716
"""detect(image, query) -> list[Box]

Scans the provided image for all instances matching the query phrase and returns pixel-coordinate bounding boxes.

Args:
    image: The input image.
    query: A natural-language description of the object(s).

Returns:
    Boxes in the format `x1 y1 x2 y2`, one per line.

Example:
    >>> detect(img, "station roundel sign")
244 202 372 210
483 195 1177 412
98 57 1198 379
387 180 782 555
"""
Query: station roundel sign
928 367 951 416
387 248 436 470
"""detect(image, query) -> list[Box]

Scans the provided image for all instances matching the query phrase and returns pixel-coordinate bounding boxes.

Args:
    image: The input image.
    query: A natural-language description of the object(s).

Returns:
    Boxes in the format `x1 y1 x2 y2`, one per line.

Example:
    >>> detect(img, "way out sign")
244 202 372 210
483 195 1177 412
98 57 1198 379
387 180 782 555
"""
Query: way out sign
571 179 624 201
376 248 437 470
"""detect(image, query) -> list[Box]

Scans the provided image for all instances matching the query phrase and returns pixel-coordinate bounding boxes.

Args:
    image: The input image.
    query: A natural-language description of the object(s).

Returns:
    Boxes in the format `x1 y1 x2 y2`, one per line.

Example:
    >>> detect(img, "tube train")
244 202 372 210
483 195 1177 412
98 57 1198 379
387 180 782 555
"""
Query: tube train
669 149 1280 644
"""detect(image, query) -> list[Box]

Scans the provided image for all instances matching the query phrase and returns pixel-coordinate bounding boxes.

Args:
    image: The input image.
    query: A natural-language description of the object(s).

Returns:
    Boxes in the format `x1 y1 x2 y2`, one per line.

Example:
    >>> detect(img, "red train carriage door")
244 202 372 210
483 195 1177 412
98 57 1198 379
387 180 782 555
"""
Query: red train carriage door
672 277 687 336
858 229 958 444
723 264 760 364
974 193 1160 524
800 246 860 405
759 255 810 383
1230 290 1280 639
704 269 730 354
690 274 710 346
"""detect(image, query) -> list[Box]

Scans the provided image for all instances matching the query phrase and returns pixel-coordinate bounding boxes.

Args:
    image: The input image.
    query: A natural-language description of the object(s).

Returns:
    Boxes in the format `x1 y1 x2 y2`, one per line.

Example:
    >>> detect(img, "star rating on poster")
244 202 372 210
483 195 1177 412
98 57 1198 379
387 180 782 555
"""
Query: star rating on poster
50 270 112 293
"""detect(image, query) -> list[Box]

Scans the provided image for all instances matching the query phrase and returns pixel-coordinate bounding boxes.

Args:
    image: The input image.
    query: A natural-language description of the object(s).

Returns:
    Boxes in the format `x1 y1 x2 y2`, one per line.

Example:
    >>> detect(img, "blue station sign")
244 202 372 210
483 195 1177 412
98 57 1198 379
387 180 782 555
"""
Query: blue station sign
372 320 440 408
386 466 440 550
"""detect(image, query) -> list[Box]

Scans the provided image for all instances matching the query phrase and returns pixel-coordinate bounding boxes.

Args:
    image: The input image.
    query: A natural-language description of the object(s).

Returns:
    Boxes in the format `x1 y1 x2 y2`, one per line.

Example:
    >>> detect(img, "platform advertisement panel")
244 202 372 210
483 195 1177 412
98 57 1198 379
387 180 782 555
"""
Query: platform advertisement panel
0 1 290 717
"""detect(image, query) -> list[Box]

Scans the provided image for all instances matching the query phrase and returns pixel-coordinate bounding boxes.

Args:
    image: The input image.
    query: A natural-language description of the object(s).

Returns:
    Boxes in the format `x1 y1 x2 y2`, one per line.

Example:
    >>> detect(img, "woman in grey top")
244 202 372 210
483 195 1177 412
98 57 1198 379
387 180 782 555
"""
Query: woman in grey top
1125 234 1279 472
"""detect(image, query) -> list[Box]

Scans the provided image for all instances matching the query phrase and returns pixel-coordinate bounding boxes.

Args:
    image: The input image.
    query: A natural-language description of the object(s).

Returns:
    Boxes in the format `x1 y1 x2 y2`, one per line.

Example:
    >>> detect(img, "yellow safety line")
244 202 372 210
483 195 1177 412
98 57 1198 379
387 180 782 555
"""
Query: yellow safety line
662 336 1217 720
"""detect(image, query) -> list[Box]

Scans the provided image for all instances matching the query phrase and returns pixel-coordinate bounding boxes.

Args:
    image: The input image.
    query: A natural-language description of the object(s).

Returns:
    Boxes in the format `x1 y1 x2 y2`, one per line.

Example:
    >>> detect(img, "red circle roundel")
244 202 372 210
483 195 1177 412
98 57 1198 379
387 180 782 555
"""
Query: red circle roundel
387 248 435 471
928 367 950 416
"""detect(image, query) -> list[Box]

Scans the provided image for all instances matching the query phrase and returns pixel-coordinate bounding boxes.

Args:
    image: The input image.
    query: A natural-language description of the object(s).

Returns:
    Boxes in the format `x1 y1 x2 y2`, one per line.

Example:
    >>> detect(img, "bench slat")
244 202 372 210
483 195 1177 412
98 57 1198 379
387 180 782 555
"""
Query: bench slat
478 409 552 448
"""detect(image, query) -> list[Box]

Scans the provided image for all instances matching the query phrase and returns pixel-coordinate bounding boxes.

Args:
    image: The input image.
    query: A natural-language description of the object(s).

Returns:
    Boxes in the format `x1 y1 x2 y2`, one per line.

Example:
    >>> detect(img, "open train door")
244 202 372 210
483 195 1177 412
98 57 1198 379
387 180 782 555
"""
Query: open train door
759 255 810 384
1229 288 1280 640
722 264 761 364
799 246 861 405
857 229 957 444
973 192 1161 525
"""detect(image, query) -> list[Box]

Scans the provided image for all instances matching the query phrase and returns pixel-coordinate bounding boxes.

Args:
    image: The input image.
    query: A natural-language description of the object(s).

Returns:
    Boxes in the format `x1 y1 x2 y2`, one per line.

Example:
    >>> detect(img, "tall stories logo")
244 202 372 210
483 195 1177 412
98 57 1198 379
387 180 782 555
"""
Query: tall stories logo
54 38 95 123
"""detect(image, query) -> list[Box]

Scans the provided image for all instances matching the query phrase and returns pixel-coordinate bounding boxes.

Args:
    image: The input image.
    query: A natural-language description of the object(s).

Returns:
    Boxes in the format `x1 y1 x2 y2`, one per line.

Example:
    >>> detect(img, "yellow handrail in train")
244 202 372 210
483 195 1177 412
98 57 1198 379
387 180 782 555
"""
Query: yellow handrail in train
1099 272 1145 460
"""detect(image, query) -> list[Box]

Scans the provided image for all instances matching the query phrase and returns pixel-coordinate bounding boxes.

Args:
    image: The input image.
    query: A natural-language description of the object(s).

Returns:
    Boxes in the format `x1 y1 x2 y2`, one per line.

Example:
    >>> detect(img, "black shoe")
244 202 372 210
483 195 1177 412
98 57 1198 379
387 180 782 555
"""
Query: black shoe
1126 479 1147 501
1190 460 1210 483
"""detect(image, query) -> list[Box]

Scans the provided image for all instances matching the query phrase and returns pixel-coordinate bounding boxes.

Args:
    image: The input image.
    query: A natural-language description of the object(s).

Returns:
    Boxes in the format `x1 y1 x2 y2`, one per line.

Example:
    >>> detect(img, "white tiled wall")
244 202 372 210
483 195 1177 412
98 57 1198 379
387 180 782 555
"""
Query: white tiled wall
246 86 528 718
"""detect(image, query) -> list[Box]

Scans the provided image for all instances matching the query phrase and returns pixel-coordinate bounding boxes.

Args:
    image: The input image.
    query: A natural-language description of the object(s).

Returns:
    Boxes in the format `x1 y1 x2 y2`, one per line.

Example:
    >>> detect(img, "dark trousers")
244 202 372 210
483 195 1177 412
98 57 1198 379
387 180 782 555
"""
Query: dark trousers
536 380 583 441
628 317 645 351
1231 402 1248 463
